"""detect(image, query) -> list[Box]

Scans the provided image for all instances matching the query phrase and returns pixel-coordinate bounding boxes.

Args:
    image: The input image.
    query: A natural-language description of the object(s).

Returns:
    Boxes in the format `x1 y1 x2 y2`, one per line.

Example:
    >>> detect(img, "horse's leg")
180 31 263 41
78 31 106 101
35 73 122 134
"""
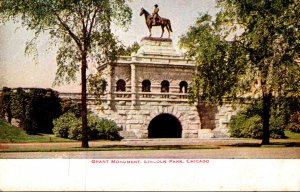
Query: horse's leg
148 25 152 37
166 25 170 38
161 25 164 38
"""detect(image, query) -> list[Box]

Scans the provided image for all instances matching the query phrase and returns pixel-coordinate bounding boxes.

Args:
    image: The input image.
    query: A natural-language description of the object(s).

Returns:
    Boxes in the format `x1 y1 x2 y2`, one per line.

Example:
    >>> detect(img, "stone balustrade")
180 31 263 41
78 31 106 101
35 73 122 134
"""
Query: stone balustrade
59 91 189 102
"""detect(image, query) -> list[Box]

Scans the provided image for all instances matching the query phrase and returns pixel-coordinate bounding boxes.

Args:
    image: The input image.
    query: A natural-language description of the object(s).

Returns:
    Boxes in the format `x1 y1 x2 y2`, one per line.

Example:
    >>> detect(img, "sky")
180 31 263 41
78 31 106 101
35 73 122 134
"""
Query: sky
0 0 218 92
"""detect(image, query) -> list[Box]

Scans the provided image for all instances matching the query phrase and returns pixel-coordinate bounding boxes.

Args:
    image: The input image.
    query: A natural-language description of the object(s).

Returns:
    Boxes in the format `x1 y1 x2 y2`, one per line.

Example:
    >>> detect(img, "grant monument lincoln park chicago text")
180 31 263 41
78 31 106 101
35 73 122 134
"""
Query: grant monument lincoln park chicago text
61 7 238 139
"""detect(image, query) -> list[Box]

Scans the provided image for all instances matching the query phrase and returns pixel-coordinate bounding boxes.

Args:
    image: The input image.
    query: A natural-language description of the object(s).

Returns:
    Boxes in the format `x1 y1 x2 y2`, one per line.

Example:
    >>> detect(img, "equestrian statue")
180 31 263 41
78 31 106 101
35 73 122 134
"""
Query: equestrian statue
140 4 173 38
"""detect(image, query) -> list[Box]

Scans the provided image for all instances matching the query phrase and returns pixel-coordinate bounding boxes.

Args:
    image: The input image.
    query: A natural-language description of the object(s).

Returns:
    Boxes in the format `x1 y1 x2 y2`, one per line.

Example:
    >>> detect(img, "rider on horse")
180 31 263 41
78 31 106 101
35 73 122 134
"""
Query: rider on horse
140 6 173 38
152 4 160 25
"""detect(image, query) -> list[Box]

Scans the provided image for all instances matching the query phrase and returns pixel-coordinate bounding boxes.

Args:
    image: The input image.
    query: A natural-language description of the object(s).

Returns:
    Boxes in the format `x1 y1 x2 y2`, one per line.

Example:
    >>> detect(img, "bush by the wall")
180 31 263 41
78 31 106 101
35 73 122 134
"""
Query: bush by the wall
287 111 300 133
53 112 77 138
88 115 121 140
52 112 121 141
229 114 263 138
269 113 286 138
229 102 286 139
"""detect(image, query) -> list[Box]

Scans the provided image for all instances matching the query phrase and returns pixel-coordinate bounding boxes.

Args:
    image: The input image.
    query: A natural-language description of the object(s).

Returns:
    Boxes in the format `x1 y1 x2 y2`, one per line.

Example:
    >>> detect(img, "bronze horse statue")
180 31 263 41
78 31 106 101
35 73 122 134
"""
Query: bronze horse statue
140 8 173 38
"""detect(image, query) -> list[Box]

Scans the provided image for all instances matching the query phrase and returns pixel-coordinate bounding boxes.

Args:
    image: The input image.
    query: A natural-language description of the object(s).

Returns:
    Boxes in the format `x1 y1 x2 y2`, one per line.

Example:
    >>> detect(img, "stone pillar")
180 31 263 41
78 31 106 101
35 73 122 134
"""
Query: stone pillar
107 64 113 106
131 64 137 106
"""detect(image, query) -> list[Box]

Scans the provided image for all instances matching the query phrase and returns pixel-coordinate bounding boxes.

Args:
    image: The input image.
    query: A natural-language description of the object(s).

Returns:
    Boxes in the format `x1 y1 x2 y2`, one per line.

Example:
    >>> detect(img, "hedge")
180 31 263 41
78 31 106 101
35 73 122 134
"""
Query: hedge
0 87 61 134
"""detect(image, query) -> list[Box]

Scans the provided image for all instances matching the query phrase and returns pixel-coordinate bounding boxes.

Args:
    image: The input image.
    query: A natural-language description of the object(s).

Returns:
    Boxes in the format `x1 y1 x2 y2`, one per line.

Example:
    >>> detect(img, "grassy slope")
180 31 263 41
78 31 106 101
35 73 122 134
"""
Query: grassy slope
0 118 73 143
285 131 300 139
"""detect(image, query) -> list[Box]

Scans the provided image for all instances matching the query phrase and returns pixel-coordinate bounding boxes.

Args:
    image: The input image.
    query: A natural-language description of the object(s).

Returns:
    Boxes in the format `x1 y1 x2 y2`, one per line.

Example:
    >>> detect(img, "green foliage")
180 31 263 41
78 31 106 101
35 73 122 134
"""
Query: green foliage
215 0 300 97
0 87 13 122
285 130 300 139
229 103 286 139
53 112 77 138
0 0 132 85
230 114 262 138
0 0 132 62
60 99 81 118
180 0 300 144
0 118 72 142
88 115 121 140
287 111 300 133
87 75 107 105
0 0 132 147
0 87 62 134
179 14 247 105
68 118 83 140
52 112 121 141
118 41 140 56
269 114 286 139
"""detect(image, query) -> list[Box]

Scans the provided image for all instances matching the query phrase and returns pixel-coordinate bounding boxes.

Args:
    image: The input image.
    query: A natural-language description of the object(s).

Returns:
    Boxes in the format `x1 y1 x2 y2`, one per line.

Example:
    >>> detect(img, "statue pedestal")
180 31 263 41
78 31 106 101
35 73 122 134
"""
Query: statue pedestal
141 36 172 42
135 37 181 58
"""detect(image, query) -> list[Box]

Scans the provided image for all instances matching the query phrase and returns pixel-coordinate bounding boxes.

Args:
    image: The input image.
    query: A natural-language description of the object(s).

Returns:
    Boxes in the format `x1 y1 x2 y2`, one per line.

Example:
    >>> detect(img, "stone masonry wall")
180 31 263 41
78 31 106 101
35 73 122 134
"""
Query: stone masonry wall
89 99 201 139
88 99 240 139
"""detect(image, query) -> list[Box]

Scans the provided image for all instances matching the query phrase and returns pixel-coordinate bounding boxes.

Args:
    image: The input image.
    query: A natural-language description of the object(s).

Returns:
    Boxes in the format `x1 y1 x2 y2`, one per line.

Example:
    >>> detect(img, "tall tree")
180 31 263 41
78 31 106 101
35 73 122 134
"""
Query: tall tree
0 0 132 147
179 0 300 144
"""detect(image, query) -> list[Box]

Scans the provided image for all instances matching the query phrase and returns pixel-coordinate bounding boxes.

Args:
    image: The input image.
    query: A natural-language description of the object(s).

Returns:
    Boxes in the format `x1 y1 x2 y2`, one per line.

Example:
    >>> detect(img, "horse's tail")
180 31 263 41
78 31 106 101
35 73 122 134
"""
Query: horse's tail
168 20 173 32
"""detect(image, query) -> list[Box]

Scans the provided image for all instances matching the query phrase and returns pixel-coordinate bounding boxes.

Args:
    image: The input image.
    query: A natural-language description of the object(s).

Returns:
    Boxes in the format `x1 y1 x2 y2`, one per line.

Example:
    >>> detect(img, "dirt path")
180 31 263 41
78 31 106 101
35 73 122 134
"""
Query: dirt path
2 138 299 149
1 138 300 159
1 147 300 159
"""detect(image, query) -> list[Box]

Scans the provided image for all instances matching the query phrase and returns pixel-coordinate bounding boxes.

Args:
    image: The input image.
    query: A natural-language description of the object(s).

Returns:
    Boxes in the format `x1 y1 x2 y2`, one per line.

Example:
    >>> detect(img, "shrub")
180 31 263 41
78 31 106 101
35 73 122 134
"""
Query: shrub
53 112 77 138
269 113 286 139
68 118 82 140
287 111 300 133
88 115 121 141
230 114 263 139
229 102 286 139
52 112 121 141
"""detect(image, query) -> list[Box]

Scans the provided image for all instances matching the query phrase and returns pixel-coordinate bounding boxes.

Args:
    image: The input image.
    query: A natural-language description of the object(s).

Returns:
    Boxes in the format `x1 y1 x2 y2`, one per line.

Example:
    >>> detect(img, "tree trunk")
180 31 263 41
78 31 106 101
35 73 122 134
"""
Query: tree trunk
261 92 272 145
81 52 89 148
7 108 12 124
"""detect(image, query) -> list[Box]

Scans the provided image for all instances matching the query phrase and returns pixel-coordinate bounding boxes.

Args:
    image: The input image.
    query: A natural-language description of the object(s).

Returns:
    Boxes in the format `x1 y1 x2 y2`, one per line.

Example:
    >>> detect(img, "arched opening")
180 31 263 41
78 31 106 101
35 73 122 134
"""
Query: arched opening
142 80 151 92
116 79 126 92
179 81 188 93
148 113 182 138
161 80 170 92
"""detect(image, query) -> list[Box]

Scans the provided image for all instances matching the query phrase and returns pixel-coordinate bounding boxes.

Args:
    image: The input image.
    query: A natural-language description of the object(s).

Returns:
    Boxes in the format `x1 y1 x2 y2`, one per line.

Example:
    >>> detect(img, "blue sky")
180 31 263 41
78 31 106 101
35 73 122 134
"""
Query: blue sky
0 0 217 92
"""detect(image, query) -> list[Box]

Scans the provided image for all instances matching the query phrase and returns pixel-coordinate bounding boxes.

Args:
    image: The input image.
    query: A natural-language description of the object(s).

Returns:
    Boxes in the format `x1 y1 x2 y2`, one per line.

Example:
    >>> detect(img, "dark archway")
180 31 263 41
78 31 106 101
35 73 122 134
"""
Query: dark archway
179 81 188 93
161 80 170 92
142 79 151 92
148 113 182 138
116 79 126 92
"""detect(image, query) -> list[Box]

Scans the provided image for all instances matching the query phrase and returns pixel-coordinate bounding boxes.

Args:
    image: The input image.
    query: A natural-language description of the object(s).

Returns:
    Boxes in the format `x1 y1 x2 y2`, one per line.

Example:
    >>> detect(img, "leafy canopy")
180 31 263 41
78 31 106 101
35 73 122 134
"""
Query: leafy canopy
217 0 300 97
179 0 300 104
179 13 246 105
0 0 132 84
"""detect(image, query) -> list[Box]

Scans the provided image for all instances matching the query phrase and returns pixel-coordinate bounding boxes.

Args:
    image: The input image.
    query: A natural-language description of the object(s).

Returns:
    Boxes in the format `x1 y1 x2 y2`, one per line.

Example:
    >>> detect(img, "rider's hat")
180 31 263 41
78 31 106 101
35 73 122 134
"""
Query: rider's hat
154 4 158 7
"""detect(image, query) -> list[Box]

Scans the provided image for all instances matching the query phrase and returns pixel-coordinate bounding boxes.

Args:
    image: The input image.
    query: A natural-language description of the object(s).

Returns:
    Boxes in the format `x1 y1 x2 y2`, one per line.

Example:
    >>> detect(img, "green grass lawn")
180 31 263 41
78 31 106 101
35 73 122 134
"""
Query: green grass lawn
285 130 300 139
0 118 73 143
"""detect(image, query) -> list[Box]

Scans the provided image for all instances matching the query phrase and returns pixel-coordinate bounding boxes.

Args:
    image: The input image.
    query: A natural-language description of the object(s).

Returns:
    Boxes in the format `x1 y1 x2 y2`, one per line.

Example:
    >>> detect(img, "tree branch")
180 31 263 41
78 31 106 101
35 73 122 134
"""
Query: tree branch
56 14 83 52
88 7 100 39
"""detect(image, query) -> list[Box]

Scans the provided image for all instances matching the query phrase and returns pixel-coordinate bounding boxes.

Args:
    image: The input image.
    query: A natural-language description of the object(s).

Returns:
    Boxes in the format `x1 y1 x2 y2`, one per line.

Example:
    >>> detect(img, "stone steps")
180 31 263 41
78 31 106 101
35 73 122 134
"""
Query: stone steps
212 130 230 138
119 131 137 139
